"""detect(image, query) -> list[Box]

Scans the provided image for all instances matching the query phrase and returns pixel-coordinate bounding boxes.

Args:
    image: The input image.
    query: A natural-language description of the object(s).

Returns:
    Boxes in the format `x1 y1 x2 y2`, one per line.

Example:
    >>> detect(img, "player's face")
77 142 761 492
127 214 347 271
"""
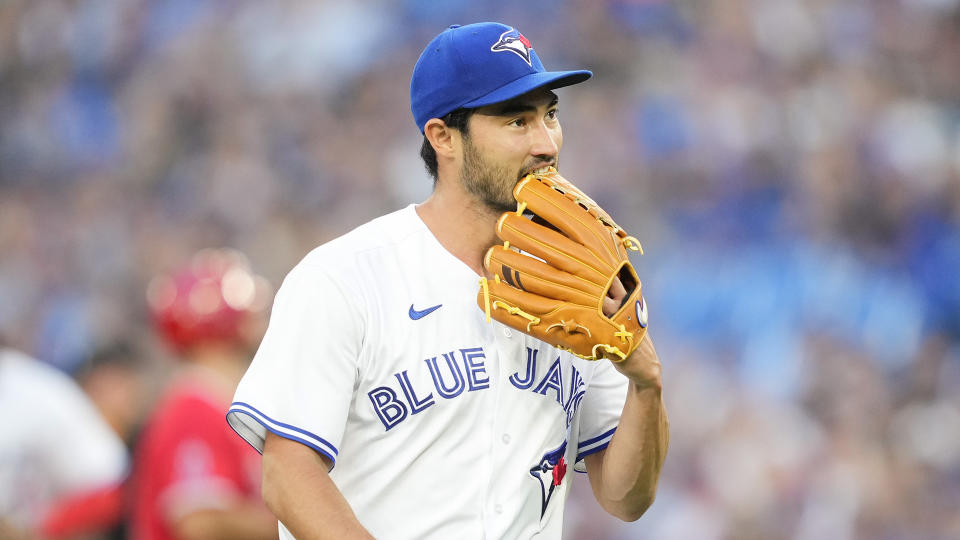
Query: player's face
459 89 562 213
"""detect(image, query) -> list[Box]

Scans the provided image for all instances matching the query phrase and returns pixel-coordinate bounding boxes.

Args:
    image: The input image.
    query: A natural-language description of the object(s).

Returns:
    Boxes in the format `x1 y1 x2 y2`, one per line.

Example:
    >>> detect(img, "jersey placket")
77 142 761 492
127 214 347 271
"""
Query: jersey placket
484 321 531 538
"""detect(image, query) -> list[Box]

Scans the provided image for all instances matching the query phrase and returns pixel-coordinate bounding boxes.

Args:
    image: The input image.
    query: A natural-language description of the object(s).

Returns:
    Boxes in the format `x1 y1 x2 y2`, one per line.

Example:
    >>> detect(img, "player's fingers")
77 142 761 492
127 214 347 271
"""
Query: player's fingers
602 295 618 318
497 213 611 281
484 246 602 306
601 276 628 317
608 275 626 302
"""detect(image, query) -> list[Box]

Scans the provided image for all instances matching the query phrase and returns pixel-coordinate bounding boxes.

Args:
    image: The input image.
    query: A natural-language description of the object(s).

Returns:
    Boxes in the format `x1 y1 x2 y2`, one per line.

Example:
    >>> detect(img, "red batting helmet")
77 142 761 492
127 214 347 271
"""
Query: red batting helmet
146 248 271 352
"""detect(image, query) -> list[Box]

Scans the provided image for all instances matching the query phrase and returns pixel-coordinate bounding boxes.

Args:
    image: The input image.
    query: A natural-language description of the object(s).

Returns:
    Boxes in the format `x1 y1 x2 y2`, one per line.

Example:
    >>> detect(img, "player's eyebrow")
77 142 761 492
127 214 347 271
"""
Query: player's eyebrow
483 94 559 117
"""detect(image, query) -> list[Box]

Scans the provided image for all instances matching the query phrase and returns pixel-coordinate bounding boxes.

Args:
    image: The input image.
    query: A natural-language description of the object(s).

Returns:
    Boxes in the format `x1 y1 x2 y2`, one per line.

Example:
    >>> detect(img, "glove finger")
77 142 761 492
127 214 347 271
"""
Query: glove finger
482 276 561 316
497 213 611 281
484 246 602 306
476 277 611 359
514 174 623 267
477 277 561 336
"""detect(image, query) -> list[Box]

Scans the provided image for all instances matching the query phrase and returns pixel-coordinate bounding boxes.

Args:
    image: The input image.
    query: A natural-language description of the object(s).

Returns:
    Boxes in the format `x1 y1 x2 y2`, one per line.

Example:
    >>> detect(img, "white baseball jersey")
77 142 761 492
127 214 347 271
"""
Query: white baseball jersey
227 204 628 539
0 348 128 529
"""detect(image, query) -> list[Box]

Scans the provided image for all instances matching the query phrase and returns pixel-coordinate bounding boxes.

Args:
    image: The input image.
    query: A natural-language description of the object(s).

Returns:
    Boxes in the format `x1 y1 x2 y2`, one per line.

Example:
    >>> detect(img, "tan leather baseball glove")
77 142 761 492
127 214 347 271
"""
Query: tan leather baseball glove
477 167 648 361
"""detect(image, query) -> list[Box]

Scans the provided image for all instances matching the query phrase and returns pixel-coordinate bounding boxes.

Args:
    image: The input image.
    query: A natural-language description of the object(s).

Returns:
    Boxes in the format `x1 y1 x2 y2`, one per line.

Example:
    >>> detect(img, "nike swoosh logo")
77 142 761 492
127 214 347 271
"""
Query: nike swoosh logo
409 304 442 320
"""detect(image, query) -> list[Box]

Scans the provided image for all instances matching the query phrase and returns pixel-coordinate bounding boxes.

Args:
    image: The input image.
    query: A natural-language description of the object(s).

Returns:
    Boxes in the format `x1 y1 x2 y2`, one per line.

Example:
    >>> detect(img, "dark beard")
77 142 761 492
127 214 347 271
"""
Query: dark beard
459 137 518 213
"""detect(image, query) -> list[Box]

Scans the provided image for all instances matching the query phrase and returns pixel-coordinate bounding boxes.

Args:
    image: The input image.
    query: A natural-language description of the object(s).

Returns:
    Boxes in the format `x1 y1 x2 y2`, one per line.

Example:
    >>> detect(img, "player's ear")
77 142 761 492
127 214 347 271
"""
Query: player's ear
424 118 457 159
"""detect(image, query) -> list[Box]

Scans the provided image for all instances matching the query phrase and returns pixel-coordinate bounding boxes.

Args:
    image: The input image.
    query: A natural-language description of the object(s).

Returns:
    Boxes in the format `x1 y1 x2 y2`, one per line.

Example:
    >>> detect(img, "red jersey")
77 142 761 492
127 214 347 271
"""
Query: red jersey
131 371 263 540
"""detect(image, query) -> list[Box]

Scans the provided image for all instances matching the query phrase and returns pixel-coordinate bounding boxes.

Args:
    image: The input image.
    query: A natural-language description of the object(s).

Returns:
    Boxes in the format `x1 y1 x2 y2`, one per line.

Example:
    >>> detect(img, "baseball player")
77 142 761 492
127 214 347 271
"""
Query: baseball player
227 22 669 539
0 347 128 538
132 249 278 540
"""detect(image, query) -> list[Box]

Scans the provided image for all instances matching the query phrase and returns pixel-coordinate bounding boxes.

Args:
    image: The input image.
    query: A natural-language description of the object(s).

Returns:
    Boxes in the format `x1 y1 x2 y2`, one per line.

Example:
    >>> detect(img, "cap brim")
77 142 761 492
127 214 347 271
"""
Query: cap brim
461 70 592 110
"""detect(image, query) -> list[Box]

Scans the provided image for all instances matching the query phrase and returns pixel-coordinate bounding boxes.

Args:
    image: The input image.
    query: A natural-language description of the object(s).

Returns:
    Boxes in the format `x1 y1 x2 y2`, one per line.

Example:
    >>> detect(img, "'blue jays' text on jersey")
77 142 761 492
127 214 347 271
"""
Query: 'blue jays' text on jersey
227 205 628 540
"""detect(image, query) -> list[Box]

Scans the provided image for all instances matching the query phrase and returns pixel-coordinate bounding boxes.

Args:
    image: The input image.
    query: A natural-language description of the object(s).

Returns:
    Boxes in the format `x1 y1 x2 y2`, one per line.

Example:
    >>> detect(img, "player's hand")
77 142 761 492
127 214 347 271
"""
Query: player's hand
602 276 627 317
604 276 660 388
611 333 662 390
611 333 661 389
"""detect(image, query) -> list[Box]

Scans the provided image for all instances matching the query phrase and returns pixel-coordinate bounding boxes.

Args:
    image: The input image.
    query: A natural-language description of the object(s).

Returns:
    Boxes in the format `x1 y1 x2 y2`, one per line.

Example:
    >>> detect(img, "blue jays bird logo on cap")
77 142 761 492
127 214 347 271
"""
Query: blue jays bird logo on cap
491 28 533 66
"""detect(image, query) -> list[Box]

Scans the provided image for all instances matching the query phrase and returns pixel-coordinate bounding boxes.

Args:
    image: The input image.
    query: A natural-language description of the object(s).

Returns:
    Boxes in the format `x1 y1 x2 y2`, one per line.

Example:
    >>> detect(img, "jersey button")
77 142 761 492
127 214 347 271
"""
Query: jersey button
502 434 511 444
503 327 512 338
494 504 503 514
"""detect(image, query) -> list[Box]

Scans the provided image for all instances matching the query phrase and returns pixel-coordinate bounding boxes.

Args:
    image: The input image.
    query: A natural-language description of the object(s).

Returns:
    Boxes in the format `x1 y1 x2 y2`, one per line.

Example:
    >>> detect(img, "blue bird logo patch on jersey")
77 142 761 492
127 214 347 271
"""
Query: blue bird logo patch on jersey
491 28 533 66
529 440 568 518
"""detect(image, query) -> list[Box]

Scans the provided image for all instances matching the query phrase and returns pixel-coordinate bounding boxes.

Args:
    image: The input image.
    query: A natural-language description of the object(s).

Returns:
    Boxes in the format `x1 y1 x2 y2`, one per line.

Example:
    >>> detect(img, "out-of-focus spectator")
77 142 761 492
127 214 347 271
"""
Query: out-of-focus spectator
131 249 276 540
0 347 128 539
74 340 151 446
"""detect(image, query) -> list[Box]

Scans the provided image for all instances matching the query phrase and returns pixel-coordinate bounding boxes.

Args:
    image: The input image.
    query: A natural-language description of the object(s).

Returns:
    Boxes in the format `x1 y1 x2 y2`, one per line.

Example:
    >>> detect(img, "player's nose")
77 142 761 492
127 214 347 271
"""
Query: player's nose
528 121 560 160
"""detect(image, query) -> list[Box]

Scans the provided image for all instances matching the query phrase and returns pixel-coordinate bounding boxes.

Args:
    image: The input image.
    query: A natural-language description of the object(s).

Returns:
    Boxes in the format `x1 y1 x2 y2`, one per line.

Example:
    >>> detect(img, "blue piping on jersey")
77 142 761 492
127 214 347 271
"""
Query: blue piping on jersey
230 401 339 455
578 426 617 449
575 426 617 463
575 439 612 463
229 409 338 469
227 401 339 462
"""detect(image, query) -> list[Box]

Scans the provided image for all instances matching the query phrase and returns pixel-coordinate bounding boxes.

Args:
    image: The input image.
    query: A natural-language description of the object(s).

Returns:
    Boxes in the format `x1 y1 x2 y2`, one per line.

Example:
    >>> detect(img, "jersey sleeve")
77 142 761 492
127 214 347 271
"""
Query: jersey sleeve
227 262 363 468
573 358 628 471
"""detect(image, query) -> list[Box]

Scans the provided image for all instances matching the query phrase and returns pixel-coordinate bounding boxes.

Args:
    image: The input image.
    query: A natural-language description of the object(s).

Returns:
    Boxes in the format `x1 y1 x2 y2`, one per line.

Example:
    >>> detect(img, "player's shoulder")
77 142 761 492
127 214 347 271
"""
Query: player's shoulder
0 348 86 405
295 204 425 278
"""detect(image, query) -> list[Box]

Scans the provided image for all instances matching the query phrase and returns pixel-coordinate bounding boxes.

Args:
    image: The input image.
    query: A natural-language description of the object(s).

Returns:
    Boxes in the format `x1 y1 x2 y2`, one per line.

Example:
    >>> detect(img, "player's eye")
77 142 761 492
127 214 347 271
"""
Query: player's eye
546 109 559 120
509 117 526 127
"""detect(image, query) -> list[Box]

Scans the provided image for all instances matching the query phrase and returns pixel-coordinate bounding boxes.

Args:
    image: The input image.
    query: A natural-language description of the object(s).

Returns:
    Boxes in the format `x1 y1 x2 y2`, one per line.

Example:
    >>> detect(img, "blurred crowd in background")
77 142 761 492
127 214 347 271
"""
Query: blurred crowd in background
1 0 959 538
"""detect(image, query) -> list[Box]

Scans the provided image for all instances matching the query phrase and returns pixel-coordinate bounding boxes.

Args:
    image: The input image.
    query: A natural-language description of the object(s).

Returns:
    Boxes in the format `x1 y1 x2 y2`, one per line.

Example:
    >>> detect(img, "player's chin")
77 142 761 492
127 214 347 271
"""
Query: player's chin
481 185 516 213
486 197 516 214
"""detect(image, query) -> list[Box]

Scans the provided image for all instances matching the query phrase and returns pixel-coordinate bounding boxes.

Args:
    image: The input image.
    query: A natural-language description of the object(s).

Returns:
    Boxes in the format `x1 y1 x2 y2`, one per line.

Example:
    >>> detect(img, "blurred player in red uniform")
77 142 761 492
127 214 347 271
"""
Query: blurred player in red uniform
132 249 277 540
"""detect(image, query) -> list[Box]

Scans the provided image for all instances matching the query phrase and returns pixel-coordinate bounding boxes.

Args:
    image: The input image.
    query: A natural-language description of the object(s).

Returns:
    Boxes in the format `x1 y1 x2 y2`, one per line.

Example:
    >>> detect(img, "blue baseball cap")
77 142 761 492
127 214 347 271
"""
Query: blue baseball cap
410 22 592 133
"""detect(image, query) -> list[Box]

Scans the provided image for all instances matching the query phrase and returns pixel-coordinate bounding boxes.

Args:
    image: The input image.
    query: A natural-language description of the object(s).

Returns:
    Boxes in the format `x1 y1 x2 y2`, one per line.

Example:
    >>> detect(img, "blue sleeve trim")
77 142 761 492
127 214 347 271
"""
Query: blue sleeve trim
227 401 339 463
230 401 339 456
575 439 611 463
228 409 338 467
578 426 617 449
